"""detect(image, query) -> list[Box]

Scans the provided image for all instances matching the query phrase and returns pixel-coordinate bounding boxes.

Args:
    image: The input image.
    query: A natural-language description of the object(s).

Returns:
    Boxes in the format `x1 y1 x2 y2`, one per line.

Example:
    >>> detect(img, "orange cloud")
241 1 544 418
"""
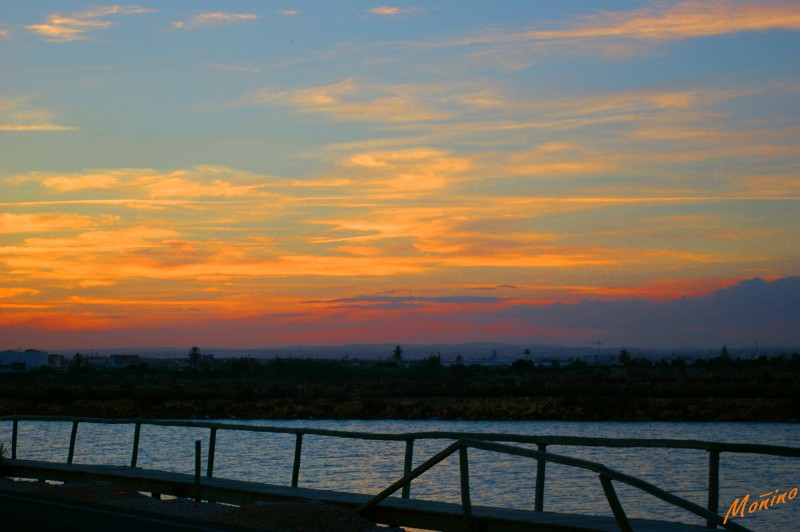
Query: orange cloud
368 6 420 16
25 5 155 42
527 1 800 42
0 94 77 132
17 166 272 199
1 218 430 289
41 172 119 191
139 174 268 198
172 12 258 29
439 2 800 62
742 174 800 196
341 148 470 193
243 79 452 122
438 251 616 269
448 1 800 50
0 213 109 233
543 87 748 117
5 226 180 257
491 147 611 178
370 6 400 15
0 124 77 131
0 287 38 299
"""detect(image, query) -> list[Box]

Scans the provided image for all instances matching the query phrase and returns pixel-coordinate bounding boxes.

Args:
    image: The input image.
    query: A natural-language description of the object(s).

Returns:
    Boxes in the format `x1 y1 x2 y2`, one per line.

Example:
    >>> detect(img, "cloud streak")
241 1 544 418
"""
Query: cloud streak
25 5 154 42
0 94 77 132
243 79 454 122
172 12 258 29
527 1 800 42
441 1 800 60
14 166 273 198
368 6 420 16
0 213 108 234
0 124 77 131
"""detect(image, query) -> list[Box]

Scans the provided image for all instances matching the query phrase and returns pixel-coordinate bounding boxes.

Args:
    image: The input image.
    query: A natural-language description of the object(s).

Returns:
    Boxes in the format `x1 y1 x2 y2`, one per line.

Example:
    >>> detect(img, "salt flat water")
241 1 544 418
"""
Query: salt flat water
2 419 798 531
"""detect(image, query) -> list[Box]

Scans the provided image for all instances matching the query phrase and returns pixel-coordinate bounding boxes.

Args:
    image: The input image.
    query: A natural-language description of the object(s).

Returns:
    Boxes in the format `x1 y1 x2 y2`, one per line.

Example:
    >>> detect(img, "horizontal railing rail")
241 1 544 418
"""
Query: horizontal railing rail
2 415 798 529
3 415 799 455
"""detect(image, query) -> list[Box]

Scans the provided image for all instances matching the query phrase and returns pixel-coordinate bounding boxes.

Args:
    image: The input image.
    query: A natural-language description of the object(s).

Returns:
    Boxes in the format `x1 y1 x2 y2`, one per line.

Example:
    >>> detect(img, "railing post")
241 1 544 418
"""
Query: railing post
292 432 303 487
599 474 632 532
11 419 18 459
707 450 720 528
194 439 202 503
207 427 217 478
130 422 141 468
67 420 79 464
459 445 474 529
402 439 414 499
535 443 546 511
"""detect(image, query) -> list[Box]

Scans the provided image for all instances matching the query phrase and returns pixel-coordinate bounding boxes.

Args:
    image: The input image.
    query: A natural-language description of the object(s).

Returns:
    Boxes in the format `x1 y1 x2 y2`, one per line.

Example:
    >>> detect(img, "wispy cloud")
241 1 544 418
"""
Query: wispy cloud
0 287 38 299
242 75 764 140
25 5 155 43
242 79 505 122
0 124 77 131
535 87 752 117
15 166 272 198
309 294 503 311
277 10 302 17
338 148 470 193
379 81 797 184
172 12 258 29
528 1 800 42
1 228 428 288
0 94 77 131
368 6 420 16
0 213 108 234
243 79 448 122
0 199 200 208
443 1 800 61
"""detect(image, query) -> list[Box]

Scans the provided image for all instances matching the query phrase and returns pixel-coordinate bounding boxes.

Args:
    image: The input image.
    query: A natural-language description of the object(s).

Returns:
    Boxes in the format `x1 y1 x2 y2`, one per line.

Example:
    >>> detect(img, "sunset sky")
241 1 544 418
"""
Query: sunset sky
2 1 799 351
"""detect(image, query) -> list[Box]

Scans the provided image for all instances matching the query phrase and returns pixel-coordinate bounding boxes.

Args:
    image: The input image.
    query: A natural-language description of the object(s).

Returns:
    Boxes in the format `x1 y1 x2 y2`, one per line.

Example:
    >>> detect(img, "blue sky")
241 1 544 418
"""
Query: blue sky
1 2 799 349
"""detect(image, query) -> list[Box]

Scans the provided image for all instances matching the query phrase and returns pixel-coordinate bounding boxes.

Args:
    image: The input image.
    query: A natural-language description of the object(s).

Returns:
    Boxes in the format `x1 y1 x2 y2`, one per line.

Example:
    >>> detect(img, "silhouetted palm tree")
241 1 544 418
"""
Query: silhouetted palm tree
189 346 202 369
392 345 403 363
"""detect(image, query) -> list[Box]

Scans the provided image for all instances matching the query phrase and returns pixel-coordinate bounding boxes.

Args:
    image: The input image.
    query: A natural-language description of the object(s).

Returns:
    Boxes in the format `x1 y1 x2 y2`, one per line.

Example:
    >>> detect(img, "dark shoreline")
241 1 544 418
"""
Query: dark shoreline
1 395 797 422
1 355 798 422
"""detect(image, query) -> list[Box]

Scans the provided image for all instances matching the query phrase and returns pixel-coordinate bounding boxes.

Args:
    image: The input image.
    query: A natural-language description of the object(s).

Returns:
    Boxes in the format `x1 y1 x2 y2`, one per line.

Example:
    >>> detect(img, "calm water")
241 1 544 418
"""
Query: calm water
1 419 797 531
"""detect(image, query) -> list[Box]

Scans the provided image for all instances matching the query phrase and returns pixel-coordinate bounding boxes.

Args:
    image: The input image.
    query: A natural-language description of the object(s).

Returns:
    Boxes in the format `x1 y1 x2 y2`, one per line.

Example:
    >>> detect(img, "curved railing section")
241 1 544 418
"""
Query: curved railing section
355 437 755 531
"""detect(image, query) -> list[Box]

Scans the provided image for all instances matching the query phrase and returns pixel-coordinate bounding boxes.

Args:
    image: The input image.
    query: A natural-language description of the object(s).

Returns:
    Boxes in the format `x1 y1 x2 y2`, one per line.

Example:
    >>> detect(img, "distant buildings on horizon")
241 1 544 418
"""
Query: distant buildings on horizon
1 342 793 373
0 349 212 373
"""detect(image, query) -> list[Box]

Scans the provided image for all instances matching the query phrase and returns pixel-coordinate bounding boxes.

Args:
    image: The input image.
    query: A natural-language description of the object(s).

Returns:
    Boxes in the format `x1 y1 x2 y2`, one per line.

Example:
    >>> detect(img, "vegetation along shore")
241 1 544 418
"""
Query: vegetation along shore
1 349 798 422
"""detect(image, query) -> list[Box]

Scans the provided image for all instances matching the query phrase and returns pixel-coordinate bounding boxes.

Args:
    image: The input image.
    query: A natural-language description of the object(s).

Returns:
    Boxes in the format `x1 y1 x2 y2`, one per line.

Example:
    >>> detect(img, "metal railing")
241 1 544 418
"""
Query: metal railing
3 415 798 529
355 438 755 532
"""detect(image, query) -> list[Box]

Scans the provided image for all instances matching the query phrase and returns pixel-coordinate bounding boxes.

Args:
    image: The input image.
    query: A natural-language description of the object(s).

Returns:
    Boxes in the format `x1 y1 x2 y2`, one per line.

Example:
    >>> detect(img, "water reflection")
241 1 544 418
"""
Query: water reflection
1 419 796 531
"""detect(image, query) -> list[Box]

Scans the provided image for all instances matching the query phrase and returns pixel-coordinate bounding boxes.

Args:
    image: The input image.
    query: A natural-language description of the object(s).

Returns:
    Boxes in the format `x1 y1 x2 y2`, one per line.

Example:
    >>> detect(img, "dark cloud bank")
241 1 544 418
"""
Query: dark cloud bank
502 277 800 349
